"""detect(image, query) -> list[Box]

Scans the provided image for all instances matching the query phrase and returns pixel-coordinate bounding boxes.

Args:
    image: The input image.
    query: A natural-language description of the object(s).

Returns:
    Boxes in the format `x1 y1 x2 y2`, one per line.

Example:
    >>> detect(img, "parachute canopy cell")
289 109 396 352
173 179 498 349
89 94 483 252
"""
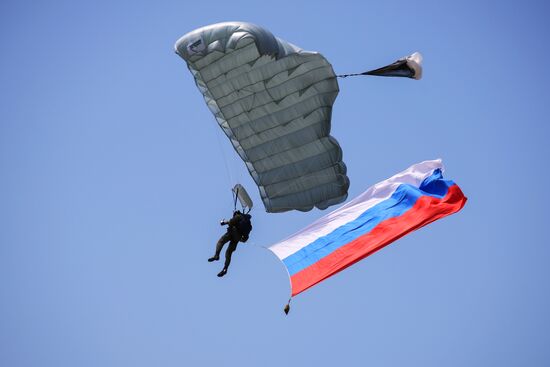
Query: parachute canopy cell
175 22 349 213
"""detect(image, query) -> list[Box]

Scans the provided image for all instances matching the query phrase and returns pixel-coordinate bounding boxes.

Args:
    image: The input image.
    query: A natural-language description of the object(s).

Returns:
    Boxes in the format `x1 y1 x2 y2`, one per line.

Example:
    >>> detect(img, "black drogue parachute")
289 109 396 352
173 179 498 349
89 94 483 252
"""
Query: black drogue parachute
174 22 422 213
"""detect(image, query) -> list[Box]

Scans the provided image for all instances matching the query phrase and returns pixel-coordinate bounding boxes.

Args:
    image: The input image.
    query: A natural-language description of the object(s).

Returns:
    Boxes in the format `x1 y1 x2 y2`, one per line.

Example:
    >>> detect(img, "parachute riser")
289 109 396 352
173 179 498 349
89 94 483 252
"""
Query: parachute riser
233 187 239 212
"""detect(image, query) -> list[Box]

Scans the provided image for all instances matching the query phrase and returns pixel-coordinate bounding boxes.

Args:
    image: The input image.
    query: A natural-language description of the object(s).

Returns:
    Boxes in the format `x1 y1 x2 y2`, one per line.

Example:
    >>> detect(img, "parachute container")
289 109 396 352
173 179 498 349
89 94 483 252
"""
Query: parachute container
175 22 349 213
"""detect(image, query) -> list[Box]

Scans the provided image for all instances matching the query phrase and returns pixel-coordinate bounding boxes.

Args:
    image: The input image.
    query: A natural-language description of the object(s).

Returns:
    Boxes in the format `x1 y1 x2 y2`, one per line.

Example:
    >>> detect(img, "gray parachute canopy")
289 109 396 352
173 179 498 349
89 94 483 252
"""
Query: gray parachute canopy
175 22 349 213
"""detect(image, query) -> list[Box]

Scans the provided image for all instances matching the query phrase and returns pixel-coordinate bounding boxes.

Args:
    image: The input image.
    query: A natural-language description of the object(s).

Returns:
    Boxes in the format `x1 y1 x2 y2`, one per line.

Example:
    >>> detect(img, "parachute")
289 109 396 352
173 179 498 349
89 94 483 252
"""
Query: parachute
175 22 349 213
232 183 253 213
175 22 423 213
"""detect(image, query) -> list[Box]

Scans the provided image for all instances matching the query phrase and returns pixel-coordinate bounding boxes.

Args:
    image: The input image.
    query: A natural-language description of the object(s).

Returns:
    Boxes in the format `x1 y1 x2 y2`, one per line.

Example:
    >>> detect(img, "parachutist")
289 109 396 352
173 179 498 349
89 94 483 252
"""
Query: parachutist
208 210 252 276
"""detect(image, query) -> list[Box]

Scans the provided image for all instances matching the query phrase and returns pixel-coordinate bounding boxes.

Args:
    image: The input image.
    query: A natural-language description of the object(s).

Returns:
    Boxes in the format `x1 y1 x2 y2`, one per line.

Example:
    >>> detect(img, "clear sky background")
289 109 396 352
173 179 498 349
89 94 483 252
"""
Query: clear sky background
2 1 549 366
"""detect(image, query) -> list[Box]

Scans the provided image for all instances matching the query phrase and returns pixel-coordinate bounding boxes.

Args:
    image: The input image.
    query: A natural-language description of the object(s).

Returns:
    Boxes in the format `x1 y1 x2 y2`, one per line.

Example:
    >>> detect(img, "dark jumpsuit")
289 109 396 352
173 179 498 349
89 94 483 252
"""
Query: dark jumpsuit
214 213 243 270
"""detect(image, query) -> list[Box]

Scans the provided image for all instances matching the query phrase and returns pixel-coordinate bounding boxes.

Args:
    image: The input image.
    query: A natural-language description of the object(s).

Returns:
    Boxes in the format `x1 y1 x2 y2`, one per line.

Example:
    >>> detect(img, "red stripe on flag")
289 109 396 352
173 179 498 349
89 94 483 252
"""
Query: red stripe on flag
290 184 467 296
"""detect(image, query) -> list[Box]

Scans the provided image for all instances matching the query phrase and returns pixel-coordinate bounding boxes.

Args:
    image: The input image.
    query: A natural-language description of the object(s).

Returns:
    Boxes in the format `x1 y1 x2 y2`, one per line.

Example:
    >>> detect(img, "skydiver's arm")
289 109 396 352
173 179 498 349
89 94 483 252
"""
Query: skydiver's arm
227 215 241 227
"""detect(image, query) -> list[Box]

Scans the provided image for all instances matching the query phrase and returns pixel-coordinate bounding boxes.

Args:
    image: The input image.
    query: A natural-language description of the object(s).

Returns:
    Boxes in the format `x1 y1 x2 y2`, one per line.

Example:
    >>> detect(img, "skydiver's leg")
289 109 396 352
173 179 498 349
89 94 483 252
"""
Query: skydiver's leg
209 232 230 262
217 237 239 277
224 240 238 269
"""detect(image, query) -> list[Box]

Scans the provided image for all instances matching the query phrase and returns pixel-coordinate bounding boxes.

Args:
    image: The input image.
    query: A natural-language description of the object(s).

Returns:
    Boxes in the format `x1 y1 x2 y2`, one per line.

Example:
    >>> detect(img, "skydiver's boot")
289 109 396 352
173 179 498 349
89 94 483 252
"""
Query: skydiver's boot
217 268 227 277
208 256 219 262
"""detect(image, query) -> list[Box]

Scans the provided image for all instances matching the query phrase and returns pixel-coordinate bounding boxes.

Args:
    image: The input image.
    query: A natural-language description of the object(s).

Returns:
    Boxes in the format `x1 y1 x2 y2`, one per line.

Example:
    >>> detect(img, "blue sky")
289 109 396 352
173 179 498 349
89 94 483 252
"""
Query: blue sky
1 0 549 366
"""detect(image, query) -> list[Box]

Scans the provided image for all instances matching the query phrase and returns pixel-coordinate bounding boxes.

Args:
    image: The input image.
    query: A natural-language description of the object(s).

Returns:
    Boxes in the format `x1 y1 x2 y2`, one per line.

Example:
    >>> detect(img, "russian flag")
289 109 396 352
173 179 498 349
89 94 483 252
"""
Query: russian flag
269 159 467 297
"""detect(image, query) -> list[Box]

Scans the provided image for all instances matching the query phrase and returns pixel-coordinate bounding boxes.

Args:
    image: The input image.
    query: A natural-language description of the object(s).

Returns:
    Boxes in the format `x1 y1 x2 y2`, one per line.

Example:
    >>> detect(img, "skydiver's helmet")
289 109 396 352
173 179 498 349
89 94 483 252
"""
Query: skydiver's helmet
233 210 242 217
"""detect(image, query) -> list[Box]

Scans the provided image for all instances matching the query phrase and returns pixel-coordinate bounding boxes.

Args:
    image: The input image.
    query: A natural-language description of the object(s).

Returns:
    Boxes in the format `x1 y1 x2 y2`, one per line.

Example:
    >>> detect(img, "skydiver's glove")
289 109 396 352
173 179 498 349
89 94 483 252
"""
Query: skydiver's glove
220 220 227 226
